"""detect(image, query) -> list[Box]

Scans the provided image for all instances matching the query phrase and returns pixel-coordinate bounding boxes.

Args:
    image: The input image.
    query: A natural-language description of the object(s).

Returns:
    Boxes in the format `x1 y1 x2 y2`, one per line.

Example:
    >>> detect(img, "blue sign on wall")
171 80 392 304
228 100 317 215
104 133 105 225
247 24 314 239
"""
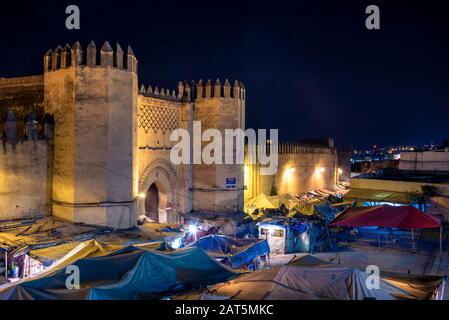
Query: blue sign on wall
226 178 236 189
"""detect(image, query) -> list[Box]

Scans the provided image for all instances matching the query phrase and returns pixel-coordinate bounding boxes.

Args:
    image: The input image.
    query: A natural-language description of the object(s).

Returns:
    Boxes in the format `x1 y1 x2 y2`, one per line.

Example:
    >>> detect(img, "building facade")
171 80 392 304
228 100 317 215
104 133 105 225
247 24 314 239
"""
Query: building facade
0 41 246 228
244 140 343 203
1 41 342 229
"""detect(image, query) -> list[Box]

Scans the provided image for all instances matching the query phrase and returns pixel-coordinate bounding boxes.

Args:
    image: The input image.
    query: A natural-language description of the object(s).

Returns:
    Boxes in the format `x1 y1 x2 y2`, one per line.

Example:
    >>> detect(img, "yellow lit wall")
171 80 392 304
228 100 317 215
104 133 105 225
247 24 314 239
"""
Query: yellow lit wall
244 148 338 206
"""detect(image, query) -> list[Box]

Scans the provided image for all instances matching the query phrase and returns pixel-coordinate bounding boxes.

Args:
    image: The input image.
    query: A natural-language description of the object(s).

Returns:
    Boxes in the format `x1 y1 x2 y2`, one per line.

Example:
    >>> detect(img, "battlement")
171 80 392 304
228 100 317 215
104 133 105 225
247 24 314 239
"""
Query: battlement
278 142 337 155
139 79 245 103
191 79 245 101
43 41 137 74
139 84 182 102
0 75 44 88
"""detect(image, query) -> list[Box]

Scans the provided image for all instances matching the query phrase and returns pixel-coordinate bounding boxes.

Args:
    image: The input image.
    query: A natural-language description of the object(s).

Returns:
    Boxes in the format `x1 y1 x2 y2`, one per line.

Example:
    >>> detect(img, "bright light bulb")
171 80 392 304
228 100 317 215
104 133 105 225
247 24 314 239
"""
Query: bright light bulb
188 225 198 234
138 192 146 199
169 237 183 249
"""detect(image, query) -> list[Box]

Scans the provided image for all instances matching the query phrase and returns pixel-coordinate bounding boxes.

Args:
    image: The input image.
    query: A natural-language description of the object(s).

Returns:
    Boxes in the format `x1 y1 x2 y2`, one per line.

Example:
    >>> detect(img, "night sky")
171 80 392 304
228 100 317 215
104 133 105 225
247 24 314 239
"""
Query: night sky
1 0 448 149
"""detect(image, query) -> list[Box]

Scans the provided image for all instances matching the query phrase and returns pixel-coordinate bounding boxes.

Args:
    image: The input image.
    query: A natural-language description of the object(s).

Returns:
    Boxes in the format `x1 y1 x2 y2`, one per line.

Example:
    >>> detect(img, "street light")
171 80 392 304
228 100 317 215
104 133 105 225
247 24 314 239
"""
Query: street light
188 224 199 242
138 192 146 199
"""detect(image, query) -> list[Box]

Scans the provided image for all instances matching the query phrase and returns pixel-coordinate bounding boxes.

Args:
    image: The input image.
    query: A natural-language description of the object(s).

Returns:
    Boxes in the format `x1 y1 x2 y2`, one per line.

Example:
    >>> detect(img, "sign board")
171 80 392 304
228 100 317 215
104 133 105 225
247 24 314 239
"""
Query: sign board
226 178 236 189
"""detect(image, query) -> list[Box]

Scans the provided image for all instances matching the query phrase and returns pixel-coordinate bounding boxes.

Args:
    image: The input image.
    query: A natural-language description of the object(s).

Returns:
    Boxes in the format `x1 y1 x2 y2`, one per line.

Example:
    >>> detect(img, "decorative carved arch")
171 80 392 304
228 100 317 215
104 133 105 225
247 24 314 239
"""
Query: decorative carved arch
138 158 179 215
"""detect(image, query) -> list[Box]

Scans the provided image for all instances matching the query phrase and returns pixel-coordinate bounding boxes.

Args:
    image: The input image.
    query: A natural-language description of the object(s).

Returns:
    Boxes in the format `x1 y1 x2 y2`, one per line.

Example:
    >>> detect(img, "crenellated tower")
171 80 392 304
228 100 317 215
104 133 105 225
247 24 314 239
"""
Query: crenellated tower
44 41 139 229
179 78 246 212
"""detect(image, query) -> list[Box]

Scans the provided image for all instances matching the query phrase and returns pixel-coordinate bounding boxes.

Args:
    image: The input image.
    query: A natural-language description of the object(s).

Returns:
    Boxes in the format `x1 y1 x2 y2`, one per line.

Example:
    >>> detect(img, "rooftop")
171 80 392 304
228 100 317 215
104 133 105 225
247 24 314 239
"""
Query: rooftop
354 169 449 184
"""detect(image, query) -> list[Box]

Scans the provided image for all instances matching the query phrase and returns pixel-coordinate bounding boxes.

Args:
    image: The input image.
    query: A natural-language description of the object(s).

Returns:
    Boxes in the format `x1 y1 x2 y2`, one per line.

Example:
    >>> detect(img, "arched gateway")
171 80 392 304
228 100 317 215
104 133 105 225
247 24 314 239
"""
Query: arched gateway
138 158 181 224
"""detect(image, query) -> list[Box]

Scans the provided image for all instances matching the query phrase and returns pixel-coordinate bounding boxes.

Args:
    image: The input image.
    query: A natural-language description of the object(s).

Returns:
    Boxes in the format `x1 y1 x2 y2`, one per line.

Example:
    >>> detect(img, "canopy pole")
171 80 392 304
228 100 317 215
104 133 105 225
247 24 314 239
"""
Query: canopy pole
412 228 416 252
440 226 443 256
326 226 333 250
4 250 7 279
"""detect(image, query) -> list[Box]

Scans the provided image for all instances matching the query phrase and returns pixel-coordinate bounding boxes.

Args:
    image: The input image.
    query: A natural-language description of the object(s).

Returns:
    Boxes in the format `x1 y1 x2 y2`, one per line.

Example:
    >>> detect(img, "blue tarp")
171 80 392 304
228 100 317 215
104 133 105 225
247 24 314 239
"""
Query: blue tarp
314 201 336 223
0 246 237 300
190 235 270 269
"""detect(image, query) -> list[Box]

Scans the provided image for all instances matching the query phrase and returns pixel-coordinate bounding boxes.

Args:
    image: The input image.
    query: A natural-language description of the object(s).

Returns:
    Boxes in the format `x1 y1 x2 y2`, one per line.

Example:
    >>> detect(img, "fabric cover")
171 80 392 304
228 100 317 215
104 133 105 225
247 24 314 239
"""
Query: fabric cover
433 277 449 300
330 206 441 229
0 246 237 300
190 235 270 268
184 255 442 300
344 188 411 204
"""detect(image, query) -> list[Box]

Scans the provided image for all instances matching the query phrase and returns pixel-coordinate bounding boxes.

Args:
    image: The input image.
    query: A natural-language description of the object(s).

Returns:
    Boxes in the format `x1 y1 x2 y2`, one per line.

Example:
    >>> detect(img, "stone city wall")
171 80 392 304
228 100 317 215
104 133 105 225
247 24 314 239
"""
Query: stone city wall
0 141 50 221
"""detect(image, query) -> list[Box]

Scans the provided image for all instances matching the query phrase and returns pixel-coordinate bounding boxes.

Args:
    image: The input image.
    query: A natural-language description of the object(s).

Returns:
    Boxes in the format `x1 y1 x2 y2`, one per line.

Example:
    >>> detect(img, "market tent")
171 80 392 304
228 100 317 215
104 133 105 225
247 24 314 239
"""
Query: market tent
330 206 443 253
0 240 116 291
0 246 237 300
344 188 411 204
270 194 300 210
291 201 316 216
29 240 123 267
189 235 270 269
329 206 441 229
289 199 335 220
176 255 443 300
246 193 277 212
313 201 336 222
434 277 449 300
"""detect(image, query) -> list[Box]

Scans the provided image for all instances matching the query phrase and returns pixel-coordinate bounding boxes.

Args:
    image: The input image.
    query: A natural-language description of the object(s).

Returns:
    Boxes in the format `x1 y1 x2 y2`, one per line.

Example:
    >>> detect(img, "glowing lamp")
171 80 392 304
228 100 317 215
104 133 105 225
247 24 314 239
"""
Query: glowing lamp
285 167 295 177
138 192 147 199
169 237 183 249
188 225 198 235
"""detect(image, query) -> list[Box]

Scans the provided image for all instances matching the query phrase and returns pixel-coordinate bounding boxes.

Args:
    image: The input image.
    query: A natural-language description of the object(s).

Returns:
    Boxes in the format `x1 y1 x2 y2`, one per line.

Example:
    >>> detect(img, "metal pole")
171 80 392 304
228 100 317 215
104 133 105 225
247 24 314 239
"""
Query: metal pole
326 226 333 250
4 250 7 279
440 226 443 256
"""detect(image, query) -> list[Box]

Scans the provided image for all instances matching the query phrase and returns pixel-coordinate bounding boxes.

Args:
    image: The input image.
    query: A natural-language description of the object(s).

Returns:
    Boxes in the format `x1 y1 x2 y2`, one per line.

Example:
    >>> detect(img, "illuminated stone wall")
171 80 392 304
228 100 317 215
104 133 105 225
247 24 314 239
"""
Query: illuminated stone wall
0 75 44 139
1 42 345 225
275 149 338 195
191 79 246 212
137 79 246 214
0 141 50 220
136 92 190 221
245 142 339 201
44 42 138 229
0 76 50 221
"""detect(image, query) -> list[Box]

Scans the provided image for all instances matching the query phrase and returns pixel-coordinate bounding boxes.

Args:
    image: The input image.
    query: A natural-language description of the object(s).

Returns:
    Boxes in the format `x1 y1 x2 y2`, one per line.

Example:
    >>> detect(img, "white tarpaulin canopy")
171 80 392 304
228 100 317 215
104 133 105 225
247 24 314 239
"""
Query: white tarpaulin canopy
177 255 443 300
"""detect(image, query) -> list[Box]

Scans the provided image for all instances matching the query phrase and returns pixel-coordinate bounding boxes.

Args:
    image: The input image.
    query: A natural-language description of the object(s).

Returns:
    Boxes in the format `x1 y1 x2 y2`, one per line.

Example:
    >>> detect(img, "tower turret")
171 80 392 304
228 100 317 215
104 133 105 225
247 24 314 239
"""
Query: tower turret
188 77 246 212
44 41 139 229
